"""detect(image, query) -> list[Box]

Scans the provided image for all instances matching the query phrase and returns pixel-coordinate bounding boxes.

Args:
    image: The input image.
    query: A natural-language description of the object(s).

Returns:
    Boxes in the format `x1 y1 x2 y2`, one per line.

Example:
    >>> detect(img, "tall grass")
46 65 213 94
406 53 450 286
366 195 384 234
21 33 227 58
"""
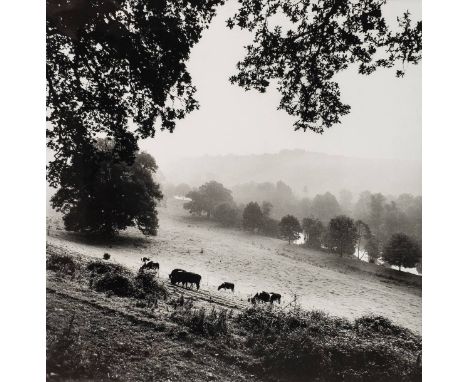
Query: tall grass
237 306 421 382
171 306 229 337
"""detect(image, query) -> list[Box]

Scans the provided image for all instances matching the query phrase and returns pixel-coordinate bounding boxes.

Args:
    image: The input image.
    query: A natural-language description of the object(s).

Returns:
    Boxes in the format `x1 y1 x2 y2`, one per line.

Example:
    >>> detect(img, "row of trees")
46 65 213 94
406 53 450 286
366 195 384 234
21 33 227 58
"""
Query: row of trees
229 181 422 247
183 181 421 271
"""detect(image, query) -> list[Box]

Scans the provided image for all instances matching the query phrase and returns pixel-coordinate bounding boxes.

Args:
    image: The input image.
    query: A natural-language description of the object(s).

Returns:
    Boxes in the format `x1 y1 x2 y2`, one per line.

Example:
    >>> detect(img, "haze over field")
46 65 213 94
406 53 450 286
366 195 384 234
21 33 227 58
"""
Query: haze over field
160 149 421 196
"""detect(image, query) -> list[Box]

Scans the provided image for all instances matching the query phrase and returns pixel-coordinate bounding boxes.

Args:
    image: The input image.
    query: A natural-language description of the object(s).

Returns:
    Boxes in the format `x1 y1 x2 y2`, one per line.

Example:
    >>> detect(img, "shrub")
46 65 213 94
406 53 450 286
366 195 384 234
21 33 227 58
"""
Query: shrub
171 307 228 337
86 260 126 275
103 253 111 260
237 306 421 382
46 253 79 277
134 271 168 300
93 273 134 297
354 314 404 335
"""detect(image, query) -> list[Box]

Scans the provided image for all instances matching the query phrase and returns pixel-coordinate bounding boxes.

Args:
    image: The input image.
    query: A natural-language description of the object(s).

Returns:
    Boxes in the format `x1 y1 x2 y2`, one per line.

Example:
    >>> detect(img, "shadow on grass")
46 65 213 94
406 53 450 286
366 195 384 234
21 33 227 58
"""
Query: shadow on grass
51 228 152 249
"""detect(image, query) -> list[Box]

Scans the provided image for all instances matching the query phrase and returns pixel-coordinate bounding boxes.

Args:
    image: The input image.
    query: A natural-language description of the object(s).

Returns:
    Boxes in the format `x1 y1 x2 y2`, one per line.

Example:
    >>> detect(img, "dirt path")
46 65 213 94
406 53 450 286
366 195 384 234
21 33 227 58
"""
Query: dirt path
47 202 421 333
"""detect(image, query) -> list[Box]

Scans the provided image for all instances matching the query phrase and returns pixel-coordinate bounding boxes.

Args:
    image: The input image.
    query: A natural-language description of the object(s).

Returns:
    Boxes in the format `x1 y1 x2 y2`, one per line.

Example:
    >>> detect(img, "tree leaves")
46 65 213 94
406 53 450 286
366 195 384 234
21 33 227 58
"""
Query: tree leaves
227 0 422 133
47 0 224 186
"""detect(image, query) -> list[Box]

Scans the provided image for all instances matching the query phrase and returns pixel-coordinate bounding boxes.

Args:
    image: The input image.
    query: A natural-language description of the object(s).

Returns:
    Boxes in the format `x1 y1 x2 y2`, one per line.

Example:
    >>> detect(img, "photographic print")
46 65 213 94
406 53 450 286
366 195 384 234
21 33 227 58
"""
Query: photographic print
46 1 422 381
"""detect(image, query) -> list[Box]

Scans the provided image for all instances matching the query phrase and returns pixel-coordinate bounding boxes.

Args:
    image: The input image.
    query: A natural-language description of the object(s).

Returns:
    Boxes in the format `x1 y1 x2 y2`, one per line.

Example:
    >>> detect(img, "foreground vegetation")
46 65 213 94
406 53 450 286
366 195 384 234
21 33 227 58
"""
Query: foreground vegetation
47 248 422 381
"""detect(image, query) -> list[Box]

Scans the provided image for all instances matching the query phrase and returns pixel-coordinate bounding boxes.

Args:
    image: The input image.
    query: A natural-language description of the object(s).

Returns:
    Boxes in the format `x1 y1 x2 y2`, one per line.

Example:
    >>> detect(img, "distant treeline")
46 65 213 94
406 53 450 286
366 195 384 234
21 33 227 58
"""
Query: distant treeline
164 180 422 273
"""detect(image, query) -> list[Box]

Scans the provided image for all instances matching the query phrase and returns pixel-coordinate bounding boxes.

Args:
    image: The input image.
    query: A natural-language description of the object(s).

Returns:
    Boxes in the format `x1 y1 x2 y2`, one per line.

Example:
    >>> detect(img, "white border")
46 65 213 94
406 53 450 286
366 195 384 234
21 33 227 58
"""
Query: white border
0 1 46 380
1 0 468 380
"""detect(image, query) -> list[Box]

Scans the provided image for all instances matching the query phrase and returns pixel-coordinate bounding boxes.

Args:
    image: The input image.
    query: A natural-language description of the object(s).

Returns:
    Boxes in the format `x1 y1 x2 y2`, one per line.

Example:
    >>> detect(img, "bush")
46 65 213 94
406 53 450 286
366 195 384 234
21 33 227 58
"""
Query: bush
103 253 111 260
46 253 79 277
171 307 228 337
134 271 168 300
237 306 421 382
86 260 126 275
354 314 405 336
93 273 134 297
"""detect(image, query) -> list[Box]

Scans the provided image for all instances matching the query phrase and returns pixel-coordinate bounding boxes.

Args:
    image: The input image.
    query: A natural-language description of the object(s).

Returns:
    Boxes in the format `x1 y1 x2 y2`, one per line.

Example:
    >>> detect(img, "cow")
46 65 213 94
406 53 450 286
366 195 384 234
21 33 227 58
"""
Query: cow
182 272 202 290
139 261 159 273
249 291 270 304
169 269 201 290
269 292 281 304
169 269 185 282
218 282 235 292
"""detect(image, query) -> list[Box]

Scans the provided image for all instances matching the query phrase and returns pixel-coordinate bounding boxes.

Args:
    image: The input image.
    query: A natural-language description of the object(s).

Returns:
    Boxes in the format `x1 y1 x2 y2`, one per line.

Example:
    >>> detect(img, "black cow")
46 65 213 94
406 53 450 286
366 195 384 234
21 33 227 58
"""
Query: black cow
218 282 234 292
139 261 159 273
269 292 281 304
169 269 185 281
249 291 270 304
169 269 201 290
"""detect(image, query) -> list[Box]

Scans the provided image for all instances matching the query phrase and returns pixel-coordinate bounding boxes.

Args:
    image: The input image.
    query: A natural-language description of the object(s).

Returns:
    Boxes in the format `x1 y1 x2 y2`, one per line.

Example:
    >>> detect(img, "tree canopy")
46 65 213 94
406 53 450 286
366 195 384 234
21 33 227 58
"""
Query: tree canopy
242 202 264 231
227 0 421 132
51 140 162 237
214 202 241 227
383 233 421 271
310 192 342 224
46 0 223 186
327 215 357 256
184 181 233 218
302 217 324 249
279 215 302 244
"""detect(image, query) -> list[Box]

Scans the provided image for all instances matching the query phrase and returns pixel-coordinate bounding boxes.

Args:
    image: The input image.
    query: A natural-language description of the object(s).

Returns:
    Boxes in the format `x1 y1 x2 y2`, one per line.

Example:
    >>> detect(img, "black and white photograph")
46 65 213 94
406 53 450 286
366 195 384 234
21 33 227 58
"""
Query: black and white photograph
44 1 423 381
6 1 468 381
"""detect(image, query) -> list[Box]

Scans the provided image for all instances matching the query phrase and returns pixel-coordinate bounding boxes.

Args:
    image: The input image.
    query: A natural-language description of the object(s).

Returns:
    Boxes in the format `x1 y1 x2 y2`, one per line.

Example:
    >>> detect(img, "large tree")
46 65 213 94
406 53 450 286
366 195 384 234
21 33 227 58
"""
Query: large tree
383 233 421 271
242 202 264 232
184 181 233 218
46 0 224 187
327 215 357 257
302 217 324 249
310 192 341 224
279 215 302 244
213 202 240 227
51 140 162 237
365 234 380 264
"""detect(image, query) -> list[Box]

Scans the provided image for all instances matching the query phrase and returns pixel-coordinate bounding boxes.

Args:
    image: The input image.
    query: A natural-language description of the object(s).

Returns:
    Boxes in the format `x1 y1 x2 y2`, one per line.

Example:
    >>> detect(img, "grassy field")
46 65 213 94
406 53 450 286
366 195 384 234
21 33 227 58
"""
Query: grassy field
47 199 421 334
46 247 421 381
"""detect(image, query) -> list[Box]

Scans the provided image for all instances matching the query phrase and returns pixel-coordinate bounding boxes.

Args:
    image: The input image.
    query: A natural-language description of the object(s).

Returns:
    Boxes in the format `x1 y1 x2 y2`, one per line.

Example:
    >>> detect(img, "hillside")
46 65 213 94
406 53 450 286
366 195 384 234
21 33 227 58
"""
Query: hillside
47 199 421 333
161 150 421 196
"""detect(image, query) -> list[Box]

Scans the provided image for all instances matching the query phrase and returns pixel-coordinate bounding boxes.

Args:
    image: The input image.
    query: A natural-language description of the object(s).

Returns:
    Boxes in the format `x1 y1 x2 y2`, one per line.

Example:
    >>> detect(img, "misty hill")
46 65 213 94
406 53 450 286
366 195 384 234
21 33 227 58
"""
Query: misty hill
161 150 421 197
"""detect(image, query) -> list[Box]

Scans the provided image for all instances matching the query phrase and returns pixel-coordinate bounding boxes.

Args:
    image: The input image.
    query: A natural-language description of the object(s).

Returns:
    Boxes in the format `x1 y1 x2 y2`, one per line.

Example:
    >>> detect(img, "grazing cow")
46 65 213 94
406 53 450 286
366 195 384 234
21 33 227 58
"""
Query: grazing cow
183 272 202 290
139 261 159 273
249 291 270 304
169 269 185 281
169 269 201 290
218 282 235 292
269 292 281 304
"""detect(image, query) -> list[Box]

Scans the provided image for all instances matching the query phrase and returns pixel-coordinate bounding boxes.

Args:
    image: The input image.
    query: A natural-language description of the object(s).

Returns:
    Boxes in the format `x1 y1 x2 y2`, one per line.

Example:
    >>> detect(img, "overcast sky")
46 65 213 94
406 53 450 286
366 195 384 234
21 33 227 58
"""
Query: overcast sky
140 0 422 167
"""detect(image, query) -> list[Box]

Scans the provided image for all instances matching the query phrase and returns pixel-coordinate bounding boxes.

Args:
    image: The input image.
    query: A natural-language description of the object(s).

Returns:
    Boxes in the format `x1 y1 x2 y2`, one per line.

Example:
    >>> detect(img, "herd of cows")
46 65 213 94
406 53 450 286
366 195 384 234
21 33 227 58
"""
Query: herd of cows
139 257 282 305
